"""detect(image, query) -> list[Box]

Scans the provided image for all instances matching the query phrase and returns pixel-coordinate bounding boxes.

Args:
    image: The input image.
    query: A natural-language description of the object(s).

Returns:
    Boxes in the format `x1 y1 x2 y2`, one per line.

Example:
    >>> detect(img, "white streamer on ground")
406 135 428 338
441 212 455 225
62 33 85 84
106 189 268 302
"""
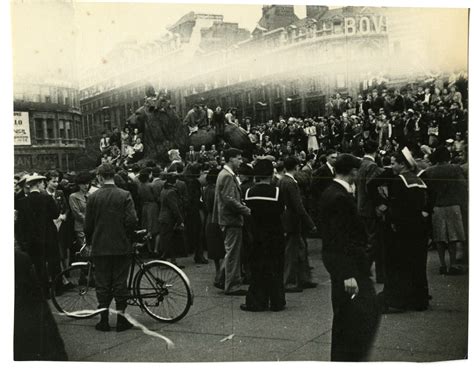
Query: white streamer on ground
55 308 175 349
220 333 235 342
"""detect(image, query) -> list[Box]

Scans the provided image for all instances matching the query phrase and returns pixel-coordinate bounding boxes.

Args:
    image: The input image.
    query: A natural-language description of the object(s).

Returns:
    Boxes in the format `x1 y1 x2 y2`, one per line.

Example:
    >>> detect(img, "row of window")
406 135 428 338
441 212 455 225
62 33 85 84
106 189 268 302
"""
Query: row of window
33 117 84 143
14 84 80 108
81 86 146 112
82 100 142 135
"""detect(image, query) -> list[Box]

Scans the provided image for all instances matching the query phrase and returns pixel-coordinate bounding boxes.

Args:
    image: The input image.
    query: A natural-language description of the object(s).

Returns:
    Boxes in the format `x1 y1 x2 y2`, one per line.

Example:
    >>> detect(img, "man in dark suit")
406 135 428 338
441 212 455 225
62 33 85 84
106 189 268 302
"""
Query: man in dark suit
320 154 380 361
16 174 60 298
311 150 337 224
356 140 385 283
14 248 68 361
212 148 251 295
312 150 337 198
185 145 199 163
85 164 138 332
279 157 317 292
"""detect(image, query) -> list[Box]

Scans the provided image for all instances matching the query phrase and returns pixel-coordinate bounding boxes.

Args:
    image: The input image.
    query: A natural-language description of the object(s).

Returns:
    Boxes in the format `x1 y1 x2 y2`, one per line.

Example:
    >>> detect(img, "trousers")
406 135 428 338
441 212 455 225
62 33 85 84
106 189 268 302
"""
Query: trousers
362 216 385 283
93 255 131 310
283 233 311 288
330 277 380 361
219 226 243 293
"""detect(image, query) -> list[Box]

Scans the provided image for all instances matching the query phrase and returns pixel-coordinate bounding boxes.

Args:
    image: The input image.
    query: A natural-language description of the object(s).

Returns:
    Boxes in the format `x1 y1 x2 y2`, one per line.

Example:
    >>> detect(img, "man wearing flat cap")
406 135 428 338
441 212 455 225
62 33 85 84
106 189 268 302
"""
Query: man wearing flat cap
320 154 380 361
85 163 138 332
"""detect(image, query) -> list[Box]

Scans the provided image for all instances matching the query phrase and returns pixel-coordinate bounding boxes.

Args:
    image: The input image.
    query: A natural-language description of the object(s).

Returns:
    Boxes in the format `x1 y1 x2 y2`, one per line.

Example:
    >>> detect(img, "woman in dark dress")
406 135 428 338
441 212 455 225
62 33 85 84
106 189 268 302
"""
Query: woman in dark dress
241 159 286 312
202 168 225 286
183 163 207 263
369 149 430 312
158 173 185 267
136 168 160 253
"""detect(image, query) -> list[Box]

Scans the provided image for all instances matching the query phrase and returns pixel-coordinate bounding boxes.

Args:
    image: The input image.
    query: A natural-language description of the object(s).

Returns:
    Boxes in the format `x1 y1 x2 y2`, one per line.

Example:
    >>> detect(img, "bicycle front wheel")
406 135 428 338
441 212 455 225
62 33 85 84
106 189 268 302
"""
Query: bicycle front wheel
51 263 99 319
136 261 193 323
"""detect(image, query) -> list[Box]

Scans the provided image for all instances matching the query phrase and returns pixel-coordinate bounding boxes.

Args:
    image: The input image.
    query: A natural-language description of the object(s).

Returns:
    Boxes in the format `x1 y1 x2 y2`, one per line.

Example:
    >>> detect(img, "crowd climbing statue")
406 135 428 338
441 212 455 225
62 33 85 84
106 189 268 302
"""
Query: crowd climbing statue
127 85 252 163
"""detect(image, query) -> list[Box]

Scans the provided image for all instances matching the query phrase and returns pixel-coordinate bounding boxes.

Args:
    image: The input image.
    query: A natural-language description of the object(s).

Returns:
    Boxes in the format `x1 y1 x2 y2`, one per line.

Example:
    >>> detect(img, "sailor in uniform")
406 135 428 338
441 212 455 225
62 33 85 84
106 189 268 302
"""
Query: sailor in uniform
369 147 430 312
240 159 286 312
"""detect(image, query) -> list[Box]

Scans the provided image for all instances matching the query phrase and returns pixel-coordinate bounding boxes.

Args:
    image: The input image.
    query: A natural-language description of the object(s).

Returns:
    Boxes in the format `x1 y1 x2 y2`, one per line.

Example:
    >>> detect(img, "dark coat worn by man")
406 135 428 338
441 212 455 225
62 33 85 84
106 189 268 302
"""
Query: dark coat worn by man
356 154 384 282
85 181 138 330
14 248 68 361
16 190 60 296
311 162 335 223
279 173 315 290
320 181 380 361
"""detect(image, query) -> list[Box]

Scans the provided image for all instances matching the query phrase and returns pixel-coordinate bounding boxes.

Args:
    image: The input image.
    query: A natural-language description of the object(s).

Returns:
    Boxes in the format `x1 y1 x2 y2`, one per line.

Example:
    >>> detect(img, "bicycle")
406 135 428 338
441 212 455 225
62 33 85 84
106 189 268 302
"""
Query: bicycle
51 229 193 323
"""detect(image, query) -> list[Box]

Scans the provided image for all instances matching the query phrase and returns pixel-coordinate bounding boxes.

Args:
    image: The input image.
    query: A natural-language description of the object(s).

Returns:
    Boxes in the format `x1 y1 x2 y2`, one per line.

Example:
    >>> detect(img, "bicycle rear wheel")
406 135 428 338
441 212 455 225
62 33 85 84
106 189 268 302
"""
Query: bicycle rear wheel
51 263 99 319
136 261 193 323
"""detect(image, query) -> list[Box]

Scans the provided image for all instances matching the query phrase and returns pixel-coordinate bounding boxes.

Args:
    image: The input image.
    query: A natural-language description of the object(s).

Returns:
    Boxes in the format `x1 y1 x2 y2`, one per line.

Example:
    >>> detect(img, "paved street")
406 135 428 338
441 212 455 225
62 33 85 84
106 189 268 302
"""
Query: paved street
53 238 468 362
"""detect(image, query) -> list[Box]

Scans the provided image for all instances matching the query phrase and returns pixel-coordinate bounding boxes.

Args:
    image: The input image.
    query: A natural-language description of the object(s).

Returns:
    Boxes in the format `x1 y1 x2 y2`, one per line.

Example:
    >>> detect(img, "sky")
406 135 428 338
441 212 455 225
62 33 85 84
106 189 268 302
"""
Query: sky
74 2 307 73
11 1 307 79
10 0 470 84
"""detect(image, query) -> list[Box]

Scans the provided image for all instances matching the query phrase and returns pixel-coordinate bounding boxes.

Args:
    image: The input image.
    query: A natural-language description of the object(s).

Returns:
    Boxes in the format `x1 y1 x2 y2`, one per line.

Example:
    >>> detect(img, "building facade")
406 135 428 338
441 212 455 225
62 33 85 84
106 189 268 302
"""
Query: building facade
13 0 87 172
14 81 85 172
79 5 468 138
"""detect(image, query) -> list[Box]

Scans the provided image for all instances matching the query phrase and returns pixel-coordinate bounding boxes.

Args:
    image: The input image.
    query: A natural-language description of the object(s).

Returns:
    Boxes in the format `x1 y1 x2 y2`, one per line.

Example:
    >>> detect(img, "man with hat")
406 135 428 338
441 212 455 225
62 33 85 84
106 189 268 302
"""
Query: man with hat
16 173 60 298
241 158 286 312
85 163 138 332
320 154 380 361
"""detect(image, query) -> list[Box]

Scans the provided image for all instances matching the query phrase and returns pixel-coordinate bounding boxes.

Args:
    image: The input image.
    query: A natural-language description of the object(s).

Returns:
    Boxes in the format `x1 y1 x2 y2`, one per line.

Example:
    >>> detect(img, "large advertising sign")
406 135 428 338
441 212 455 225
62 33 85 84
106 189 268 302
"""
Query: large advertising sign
14 111 31 146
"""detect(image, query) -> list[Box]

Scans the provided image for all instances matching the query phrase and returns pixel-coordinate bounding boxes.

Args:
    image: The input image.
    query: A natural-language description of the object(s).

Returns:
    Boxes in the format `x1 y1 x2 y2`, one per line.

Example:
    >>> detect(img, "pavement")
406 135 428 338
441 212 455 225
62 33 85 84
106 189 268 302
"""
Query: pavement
52 238 468 362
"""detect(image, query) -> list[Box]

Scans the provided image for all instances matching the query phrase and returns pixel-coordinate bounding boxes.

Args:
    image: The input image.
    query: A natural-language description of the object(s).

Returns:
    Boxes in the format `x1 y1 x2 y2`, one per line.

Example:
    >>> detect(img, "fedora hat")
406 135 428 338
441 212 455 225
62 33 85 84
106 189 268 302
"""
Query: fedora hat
25 173 46 184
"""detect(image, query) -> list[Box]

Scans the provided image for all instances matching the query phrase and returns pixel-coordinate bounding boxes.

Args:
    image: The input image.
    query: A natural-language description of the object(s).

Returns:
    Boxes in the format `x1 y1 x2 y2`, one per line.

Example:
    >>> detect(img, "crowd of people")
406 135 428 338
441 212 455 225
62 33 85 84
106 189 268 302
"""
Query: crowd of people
13 76 469 361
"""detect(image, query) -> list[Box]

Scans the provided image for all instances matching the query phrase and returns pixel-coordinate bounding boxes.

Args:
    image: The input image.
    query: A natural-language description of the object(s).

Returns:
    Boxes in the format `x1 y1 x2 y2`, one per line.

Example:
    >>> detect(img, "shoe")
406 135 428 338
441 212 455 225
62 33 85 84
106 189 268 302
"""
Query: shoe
381 305 406 314
240 304 266 312
285 287 303 293
95 310 110 332
225 289 247 296
412 304 429 312
439 266 447 275
447 266 464 275
116 314 134 332
194 257 209 265
270 305 286 312
213 282 224 290
299 281 318 289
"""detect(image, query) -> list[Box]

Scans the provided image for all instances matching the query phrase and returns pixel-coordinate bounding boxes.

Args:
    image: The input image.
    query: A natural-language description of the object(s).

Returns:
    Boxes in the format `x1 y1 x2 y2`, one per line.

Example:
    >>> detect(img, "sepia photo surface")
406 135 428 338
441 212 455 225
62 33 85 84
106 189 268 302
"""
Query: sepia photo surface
11 0 469 363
